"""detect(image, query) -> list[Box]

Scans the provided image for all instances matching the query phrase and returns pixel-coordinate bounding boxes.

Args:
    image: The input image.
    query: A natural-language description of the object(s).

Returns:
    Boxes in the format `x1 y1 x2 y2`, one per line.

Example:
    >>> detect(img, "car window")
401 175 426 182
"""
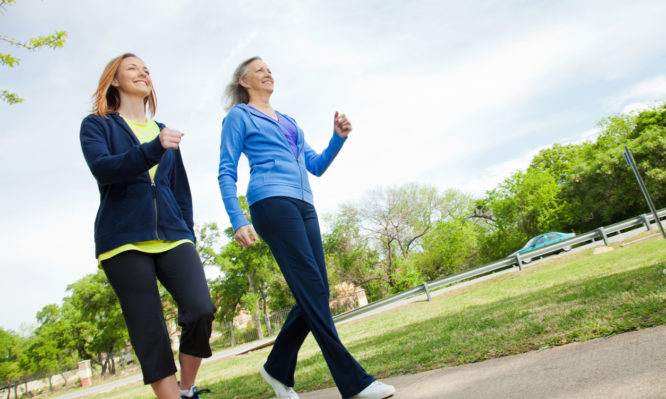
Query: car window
522 238 536 249
546 233 560 241
533 236 546 246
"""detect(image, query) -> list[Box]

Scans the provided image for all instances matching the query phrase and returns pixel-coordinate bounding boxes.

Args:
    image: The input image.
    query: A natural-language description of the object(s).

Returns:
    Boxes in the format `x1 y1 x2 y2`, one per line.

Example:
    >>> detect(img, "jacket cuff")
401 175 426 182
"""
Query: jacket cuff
231 215 250 233
143 136 167 163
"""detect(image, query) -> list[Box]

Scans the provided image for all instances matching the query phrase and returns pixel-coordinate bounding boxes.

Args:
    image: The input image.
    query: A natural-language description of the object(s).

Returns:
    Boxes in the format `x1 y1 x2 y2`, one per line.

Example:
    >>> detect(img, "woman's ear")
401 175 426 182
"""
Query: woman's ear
238 77 249 89
111 78 119 88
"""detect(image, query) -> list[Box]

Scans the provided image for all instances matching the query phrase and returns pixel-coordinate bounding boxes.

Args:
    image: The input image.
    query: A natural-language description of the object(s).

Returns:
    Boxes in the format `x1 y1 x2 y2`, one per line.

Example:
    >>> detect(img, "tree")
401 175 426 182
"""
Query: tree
358 183 442 287
323 204 384 300
474 167 567 259
63 271 129 376
0 328 23 392
1 0 67 104
18 305 77 391
412 218 485 280
561 107 666 231
216 224 278 339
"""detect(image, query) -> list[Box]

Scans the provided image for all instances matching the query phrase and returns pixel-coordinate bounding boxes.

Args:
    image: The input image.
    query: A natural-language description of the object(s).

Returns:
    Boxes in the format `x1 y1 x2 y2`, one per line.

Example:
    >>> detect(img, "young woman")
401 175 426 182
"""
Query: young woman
80 53 216 399
218 56 395 399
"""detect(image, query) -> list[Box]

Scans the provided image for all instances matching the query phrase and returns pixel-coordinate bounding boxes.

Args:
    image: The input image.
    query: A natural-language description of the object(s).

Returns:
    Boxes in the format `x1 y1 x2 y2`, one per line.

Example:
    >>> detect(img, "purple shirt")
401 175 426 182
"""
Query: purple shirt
248 105 299 158
276 113 299 158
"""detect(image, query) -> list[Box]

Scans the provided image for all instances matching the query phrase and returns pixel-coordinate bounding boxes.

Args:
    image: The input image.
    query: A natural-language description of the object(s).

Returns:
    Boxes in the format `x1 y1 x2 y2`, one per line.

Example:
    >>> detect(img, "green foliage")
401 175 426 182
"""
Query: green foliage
0 0 67 104
21 304 77 378
475 167 568 258
63 271 128 374
0 53 19 67
412 218 485 280
323 204 384 300
1 89 23 104
0 327 23 384
388 258 422 294
561 105 666 231
474 103 666 261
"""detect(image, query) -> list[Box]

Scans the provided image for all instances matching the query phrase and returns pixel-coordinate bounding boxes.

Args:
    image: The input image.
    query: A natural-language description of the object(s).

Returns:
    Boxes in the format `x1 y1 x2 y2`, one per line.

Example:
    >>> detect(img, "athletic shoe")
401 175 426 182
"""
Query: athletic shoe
350 380 395 399
260 366 299 398
180 385 210 399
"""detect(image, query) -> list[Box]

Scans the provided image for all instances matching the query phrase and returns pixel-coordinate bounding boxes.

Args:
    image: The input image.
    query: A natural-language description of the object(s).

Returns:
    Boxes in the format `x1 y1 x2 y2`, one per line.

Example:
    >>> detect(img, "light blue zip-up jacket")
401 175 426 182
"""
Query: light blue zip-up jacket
218 104 347 232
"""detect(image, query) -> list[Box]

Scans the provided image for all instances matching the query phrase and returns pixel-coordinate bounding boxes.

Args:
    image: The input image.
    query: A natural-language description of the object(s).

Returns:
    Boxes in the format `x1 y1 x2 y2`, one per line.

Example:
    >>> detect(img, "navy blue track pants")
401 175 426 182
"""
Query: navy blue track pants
102 243 216 384
250 196 375 398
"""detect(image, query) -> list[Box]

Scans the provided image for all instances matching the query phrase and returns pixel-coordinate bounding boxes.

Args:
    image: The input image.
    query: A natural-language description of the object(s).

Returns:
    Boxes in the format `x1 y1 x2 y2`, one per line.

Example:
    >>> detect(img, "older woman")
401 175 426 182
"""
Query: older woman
80 53 216 399
218 56 395 399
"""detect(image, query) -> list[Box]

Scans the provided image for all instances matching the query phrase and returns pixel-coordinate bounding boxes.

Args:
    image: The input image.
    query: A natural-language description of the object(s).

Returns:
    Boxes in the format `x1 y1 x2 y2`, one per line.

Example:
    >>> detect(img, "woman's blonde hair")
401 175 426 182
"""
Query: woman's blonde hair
224 56 261 111
92 53 157 118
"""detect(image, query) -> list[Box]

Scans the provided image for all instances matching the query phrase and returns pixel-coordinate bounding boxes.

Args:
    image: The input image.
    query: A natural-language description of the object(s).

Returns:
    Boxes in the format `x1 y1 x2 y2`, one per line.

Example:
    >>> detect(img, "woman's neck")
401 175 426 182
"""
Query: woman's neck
117 94 147 123
247 93 273 115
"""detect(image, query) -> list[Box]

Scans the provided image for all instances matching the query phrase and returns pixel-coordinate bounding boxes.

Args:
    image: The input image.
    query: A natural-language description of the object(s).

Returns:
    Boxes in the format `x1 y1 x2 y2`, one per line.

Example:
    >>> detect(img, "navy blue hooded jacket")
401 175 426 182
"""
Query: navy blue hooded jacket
80 113 195 257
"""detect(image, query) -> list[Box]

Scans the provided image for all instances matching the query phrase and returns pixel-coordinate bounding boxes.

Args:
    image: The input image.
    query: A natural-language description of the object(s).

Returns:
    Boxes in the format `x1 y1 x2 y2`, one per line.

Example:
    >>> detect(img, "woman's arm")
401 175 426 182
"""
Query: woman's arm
218 110 251 232
303 111 351 176
80 115 166 185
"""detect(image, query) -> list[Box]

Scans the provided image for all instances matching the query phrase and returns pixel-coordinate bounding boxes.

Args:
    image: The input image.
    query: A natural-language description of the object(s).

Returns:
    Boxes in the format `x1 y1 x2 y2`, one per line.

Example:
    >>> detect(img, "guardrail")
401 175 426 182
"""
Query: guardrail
333 207 665 323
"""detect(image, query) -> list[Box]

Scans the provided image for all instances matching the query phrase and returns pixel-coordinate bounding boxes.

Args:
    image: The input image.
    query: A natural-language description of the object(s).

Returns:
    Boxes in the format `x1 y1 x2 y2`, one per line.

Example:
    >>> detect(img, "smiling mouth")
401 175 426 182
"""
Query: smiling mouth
135 80 148 86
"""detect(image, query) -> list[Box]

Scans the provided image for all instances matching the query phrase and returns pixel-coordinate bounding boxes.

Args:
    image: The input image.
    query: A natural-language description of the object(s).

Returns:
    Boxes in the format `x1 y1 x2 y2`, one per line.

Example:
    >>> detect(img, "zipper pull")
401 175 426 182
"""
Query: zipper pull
151 181 157 196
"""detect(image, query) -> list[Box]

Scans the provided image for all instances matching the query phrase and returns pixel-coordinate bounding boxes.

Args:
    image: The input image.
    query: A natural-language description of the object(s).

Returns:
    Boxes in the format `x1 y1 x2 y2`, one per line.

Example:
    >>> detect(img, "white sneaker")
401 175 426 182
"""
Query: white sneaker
350 380 396 399
260 366 299 399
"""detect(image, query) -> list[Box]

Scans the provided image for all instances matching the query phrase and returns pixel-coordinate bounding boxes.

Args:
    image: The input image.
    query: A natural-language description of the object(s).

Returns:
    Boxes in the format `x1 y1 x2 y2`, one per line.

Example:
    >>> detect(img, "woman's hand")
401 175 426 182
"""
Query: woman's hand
159 127 184 150
234 224 260 247
334 111 352 138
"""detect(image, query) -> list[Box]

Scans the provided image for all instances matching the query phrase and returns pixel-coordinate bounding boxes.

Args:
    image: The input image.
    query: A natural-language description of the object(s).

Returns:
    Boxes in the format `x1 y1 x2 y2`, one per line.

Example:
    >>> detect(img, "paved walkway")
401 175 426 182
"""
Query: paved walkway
300 325 666 399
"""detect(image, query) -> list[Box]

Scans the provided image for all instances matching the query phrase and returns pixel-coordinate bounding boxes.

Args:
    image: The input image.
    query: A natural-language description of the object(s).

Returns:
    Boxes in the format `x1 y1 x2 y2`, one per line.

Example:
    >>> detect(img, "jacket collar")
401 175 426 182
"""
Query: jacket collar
109 113 140 144
239 103 280 124
236 104 303 155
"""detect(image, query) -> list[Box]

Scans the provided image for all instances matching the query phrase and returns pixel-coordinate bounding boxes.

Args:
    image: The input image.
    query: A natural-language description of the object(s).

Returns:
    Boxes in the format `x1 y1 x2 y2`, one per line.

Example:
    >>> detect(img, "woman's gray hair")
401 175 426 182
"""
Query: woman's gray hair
224 56 261 111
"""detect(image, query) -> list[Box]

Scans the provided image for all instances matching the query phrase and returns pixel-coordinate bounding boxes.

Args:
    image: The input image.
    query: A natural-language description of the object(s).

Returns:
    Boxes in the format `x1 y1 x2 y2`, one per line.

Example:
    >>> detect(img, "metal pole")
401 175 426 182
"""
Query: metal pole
623 147 666 238
597 227 609 246
514 253 523 270
422 282 432 302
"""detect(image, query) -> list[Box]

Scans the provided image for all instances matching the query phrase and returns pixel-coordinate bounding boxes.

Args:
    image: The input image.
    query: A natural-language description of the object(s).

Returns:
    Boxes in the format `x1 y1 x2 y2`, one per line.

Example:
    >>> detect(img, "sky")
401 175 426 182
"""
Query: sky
2 0 666 333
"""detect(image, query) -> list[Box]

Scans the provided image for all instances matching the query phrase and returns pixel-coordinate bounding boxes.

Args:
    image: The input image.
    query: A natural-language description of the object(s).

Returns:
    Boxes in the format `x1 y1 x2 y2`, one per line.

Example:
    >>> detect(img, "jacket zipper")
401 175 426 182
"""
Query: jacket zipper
118 114 162 240
151 179 160 240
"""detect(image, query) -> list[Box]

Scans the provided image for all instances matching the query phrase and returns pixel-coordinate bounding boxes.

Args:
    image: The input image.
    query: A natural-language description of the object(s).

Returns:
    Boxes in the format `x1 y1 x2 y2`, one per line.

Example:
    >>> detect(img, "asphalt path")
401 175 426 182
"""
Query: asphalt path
301 325 666 399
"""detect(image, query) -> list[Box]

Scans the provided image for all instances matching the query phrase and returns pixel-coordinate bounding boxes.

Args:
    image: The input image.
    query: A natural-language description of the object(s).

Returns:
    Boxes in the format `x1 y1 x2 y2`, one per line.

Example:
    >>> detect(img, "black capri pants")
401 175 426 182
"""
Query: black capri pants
102 243 216 384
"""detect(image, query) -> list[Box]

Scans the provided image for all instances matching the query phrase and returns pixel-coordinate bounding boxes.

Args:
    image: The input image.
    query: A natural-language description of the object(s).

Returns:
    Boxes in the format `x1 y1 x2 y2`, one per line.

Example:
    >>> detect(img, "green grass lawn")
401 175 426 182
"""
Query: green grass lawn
92 236 666 398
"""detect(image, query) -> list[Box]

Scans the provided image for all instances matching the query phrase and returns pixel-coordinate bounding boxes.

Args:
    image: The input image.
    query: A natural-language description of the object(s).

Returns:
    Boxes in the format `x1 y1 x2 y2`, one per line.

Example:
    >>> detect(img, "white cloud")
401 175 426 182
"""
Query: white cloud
606 75 666 110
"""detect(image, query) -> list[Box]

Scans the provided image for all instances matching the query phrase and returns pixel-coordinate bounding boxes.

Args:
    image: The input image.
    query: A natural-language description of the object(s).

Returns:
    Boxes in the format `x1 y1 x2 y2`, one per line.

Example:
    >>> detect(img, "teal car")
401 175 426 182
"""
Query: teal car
512 232 576 263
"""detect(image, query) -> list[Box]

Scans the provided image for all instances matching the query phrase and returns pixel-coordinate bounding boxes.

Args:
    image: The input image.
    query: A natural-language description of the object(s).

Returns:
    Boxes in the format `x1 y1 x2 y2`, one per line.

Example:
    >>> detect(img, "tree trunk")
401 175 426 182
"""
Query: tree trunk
253 306 263 340
386 240 396 287
229 321 235 347
100 353 109 376
48 374 53 391
12 382 17 399
258 285 272 335
246 272 264 340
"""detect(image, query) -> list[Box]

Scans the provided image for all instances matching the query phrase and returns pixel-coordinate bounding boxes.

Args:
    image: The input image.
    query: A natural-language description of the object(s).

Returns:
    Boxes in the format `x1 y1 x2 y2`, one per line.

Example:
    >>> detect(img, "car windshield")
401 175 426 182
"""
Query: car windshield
521 237 537 249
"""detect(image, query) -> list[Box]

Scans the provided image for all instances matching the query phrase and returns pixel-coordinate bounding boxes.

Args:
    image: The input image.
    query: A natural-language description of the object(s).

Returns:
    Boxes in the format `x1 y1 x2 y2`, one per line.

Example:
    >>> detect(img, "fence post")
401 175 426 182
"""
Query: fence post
641 214 651 230
597 227 609 246
422 282 432 302
514 253 523 270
